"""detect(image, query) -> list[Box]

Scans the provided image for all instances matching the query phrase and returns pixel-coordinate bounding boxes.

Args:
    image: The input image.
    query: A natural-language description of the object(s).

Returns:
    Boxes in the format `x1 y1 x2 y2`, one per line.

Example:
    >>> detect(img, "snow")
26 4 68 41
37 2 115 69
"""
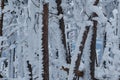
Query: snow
57 14 63 20
0 0 120 80
68 26 86 80
82 27 93 80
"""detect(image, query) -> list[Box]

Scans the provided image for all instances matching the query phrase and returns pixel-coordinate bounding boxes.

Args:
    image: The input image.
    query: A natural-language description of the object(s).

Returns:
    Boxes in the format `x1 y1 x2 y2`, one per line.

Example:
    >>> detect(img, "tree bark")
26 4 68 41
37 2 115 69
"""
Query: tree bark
42 3 49 80
0 0 4 57
90 19 98 80
27 61 33 80
89 0 99 79
103 32 106 50
56 0 71 64
0 0 4 36
73 26 90 80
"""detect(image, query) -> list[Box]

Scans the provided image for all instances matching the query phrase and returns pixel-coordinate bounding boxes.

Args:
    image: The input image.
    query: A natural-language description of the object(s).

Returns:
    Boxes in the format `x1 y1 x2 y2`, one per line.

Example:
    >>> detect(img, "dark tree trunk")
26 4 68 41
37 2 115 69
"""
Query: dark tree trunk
90 19 98 80
0 74 3 78
42 3 49 80
27 61 33 80
73 26 90 80
103 32 106 50
89 0 99 79
93 0 99 5
56 0 71 64
0 0 4 57
0 0 4 36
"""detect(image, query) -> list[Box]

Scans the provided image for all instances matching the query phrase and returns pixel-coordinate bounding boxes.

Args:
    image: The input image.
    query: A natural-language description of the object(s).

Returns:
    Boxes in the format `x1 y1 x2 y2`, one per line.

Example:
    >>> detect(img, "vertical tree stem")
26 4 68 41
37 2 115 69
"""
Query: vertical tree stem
42 3 49 80
0 0 4 57
56 0 71 64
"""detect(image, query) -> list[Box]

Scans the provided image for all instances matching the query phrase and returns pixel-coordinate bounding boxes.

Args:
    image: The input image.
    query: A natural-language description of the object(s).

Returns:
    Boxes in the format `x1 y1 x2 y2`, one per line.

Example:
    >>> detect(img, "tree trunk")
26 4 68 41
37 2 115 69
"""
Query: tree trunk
118 0 120 49
0 0 4 36
0 0 4 57
90 19 97 80
89 0 99 79
42 3 49 80
56 0 71 64
73 26 90 80
27 61 33 80
103 32 106 50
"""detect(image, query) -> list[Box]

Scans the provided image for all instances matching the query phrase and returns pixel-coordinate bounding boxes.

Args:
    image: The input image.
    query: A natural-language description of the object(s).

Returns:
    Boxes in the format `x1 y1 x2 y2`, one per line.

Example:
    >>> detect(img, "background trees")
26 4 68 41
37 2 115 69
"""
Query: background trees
0 0 120 80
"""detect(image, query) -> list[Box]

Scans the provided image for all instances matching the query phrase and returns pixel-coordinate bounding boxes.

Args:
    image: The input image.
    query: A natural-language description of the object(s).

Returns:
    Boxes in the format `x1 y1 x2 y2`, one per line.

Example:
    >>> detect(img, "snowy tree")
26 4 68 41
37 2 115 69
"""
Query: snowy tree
0 0 120 80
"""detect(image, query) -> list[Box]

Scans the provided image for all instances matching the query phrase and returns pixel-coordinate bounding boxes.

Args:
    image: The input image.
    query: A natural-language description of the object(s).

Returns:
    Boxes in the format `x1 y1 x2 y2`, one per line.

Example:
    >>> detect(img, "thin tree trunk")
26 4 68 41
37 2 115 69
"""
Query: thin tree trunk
118 0 120 49
89 0 99 79
27 61 33 80
42 3 49 80
0 0 4 36
56 0 71 64
0 0 4 57
103 32 106 50
73 26 90 80
90 19 98 80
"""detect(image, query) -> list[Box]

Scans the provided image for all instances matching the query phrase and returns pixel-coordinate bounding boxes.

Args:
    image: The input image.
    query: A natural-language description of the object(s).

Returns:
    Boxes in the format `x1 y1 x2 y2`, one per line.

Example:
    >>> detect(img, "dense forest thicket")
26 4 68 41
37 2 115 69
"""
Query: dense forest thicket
0 0 120 80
